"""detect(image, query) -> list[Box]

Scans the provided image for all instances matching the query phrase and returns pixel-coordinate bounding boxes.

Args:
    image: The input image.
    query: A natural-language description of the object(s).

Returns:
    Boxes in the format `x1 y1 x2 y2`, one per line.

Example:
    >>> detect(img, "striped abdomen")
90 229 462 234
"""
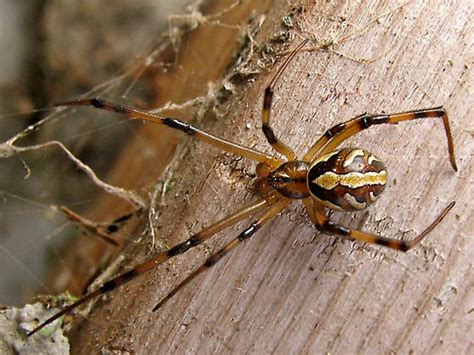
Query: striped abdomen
307 148 387 211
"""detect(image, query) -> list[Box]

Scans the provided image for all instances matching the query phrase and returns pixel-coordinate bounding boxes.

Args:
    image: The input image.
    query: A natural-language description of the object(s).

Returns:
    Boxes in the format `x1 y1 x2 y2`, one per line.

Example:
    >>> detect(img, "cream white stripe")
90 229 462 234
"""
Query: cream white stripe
368 155 381 165
369 190 381 202
343 149 364 168
312 170 387 190
313 150 341 164
344 193 367 209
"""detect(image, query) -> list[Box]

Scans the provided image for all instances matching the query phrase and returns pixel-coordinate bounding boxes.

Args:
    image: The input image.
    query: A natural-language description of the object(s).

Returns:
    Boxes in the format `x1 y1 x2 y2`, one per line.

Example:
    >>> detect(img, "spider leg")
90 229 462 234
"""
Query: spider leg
61 206 120 246
311 201 455 251
54 98 282 168
27 198 270 337
152 198 289 311
302 197 318 225
303 107 457 171
261 39 309 161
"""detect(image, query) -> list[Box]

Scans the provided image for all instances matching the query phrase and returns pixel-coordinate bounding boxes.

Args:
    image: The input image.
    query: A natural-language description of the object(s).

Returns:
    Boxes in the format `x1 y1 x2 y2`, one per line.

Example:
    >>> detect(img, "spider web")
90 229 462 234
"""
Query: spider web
0 0 416 311
0 0 211 307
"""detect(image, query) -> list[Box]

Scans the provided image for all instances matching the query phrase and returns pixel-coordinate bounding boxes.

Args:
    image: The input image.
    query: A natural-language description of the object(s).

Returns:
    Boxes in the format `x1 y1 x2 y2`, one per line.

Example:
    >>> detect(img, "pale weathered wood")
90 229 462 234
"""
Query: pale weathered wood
61 1 472 353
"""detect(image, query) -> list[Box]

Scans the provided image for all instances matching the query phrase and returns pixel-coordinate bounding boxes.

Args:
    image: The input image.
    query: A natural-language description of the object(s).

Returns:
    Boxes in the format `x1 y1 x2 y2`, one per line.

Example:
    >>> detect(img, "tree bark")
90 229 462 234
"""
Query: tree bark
64 1 472 353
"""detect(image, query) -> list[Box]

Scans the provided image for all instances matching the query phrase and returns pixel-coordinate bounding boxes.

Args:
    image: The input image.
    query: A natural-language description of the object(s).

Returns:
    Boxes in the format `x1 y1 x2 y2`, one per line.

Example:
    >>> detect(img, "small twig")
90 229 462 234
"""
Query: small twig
0 140 145 208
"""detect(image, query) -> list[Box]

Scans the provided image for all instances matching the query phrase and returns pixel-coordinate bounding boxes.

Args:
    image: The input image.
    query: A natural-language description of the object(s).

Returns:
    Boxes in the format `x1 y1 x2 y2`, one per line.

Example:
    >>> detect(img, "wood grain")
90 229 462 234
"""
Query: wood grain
65 1 472 353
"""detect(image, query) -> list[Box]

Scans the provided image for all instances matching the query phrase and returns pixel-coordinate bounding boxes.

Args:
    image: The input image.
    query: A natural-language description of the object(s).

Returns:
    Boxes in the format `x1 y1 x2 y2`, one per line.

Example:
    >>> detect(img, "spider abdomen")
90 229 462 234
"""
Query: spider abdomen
307 148 387 211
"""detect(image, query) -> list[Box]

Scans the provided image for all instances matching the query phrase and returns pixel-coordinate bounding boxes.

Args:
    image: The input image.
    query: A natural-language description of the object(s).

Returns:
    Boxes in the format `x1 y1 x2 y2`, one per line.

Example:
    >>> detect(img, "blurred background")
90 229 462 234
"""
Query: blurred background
0 0 191 306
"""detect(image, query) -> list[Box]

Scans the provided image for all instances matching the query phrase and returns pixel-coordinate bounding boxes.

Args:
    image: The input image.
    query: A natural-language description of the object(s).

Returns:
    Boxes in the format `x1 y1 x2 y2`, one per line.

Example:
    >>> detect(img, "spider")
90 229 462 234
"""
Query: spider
27 39 457 336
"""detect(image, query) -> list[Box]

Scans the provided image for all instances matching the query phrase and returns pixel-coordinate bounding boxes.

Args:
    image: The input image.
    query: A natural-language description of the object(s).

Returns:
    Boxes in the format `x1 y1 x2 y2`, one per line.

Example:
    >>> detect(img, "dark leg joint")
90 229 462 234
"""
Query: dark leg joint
188 234 201 246
376 237 410 252
374 237 392 249
107 224 119 233
325 122 346 138
101 269 138 292
360 115 372 128
163 118 196 135
415 107 445 118
364 114 389 126
262 124 278 144
204 249 226 267
433 106 445 115
112 212 133 224
91 97 106 108
91 97 130 114
107 212 134 233
238 222 261 241
322 220 350 236
167 234 200 257
204 258 218 267
399 242 410 252
263 88 273 110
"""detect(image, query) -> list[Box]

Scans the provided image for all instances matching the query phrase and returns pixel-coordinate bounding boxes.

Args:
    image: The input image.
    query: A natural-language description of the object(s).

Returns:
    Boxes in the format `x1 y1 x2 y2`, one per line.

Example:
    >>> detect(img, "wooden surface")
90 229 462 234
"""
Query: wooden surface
65 1 472 353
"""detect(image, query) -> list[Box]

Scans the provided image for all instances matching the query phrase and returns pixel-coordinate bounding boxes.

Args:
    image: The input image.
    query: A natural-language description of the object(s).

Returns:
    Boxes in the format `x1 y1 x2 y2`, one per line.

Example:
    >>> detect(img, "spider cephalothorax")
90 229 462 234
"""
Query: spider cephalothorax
267 160 310 199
